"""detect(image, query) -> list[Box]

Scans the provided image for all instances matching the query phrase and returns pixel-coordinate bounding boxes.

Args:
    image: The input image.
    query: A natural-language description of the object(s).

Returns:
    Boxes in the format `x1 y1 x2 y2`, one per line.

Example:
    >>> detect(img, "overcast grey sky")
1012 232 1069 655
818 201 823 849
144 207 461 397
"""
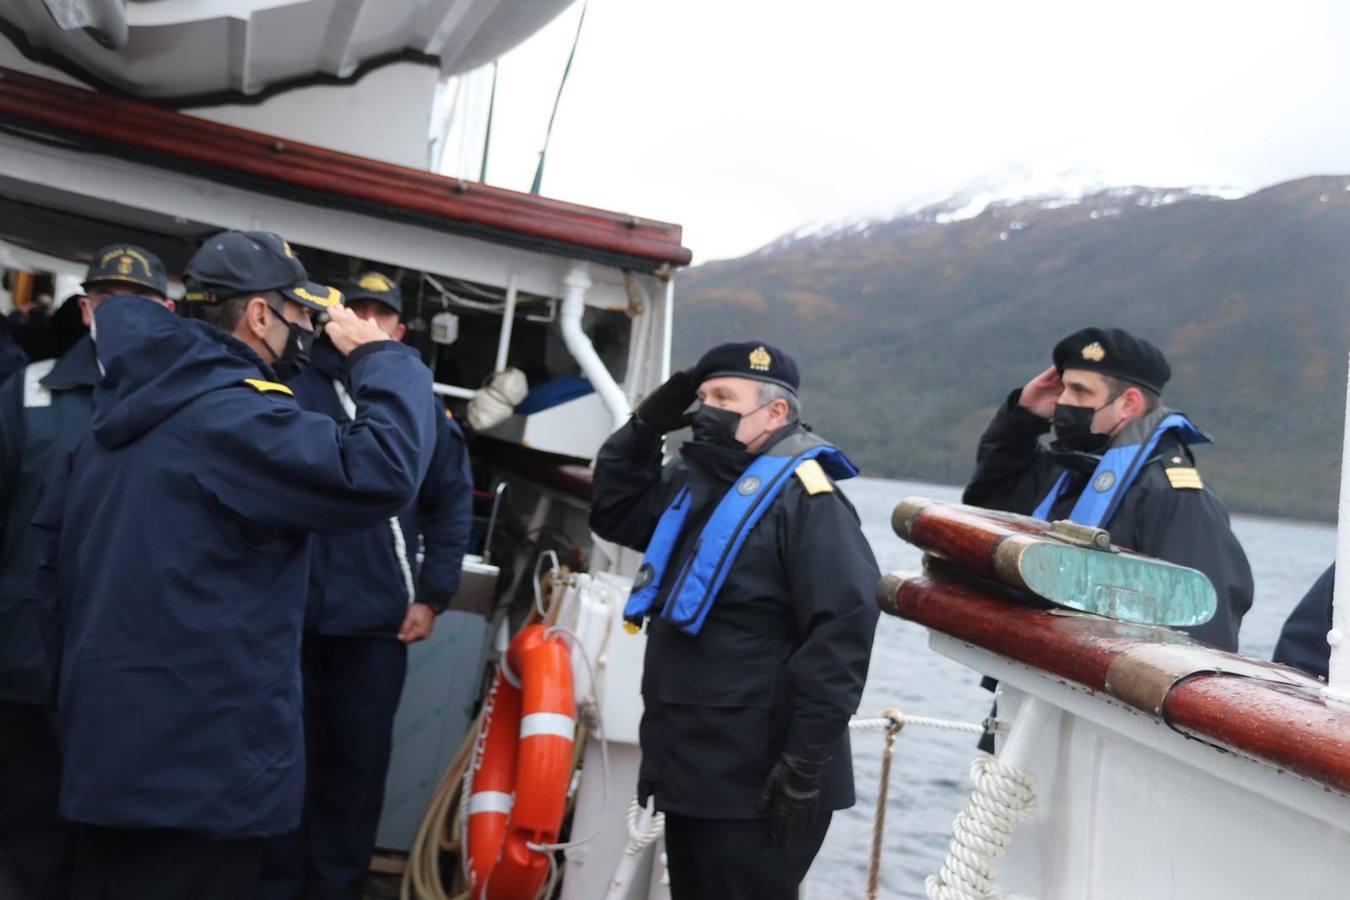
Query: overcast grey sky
468 0 1350 263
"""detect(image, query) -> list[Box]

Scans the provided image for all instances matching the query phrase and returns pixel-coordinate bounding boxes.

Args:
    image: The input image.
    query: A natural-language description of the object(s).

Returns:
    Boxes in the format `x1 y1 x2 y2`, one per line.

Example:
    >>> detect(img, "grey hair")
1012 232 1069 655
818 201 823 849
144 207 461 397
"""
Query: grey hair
757 381 801 422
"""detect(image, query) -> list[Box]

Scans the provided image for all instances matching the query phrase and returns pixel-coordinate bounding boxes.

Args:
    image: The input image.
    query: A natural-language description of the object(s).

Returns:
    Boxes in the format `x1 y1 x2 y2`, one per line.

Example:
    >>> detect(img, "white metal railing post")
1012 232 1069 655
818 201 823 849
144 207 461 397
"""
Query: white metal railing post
1327 351 1350 703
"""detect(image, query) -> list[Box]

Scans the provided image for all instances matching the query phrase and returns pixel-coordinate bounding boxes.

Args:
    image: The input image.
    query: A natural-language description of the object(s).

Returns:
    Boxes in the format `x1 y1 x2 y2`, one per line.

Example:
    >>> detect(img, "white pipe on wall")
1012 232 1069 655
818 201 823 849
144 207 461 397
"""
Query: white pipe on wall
559 264 631 430
494 272 519 373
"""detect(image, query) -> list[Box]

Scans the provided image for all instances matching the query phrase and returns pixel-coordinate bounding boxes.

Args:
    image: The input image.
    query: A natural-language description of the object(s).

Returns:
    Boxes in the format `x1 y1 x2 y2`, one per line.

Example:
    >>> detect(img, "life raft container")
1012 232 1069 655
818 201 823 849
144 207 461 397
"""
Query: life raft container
466 624 577 899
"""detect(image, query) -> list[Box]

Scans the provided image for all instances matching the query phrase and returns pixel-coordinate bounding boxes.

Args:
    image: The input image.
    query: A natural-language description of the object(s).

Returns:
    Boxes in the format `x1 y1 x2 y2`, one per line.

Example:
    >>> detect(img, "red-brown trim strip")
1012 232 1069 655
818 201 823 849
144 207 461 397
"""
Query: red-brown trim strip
0 67 692 270
884 572 1350 795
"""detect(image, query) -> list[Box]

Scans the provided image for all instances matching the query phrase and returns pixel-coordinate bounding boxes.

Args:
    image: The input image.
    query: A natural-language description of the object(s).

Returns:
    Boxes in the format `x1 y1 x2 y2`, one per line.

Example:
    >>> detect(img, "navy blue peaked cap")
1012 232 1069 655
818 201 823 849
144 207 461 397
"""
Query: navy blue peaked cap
344 271 402 316
182 231 341 312
84 244 168 297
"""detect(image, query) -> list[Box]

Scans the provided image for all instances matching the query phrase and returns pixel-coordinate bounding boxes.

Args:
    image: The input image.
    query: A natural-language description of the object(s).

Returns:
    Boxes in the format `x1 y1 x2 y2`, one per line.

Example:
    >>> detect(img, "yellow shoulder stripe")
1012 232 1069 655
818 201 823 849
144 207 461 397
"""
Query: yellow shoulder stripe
1165 466 1203 490
794 459 834 495
243 378 294 397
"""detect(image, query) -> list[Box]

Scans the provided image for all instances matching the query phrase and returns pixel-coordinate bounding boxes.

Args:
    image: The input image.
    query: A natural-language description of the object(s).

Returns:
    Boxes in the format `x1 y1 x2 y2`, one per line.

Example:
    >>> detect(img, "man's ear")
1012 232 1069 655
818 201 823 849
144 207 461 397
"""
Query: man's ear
394 322 407 343
1120 385 1145 418
244 296 272 339
771 397 790 426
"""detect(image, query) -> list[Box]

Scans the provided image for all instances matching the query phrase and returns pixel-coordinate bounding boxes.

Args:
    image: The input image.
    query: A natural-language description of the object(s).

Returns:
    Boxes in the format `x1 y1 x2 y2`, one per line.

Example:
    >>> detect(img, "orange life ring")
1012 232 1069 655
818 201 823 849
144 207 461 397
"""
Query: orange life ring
466 624 576 900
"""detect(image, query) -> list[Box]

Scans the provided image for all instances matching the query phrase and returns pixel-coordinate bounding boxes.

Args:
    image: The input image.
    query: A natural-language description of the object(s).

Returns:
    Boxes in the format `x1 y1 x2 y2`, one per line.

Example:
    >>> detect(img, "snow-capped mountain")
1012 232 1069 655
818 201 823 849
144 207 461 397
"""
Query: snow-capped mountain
753 172 1251 257
678 174 1350 522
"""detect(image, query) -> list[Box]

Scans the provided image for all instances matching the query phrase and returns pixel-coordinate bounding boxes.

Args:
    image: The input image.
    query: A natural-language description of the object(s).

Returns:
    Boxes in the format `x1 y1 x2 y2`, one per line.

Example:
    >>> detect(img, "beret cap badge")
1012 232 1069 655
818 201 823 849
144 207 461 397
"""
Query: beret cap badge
748 346 772 372
1080 342 1106 362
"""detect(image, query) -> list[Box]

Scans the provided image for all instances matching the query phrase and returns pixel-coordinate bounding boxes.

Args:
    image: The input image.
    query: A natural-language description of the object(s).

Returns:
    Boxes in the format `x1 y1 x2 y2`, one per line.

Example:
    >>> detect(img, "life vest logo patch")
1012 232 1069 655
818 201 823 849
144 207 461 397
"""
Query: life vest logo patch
738 475 762 495
1093 471 1116 493
632 562 655 591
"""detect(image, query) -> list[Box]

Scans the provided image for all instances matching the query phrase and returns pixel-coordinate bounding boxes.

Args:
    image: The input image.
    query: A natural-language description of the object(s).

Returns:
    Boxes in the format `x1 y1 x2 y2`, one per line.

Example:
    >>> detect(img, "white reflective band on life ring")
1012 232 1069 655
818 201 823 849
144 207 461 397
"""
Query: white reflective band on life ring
467 791 514 816
519 712 576 741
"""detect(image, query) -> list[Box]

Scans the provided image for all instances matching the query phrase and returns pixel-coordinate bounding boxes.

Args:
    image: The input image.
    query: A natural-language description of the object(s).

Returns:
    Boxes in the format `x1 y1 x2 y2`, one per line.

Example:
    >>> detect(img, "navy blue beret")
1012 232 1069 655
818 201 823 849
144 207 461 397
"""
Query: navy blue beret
693 341 800 394
1053 327 1171 394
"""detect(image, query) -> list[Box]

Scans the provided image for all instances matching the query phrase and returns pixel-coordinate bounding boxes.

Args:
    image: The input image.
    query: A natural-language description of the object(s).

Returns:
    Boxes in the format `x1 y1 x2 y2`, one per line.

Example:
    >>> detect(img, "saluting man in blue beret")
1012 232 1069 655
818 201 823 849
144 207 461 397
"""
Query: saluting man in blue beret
0 244 172 900
964 326 1253 652
34 232 439 899
590 341 881 900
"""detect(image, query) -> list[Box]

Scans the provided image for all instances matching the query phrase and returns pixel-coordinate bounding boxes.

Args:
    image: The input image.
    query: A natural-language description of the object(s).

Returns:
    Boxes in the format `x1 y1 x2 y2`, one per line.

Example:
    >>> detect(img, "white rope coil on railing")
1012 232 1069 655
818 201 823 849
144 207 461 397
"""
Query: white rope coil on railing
925 755 1037 900
846 710 1009 899
624 797 665 853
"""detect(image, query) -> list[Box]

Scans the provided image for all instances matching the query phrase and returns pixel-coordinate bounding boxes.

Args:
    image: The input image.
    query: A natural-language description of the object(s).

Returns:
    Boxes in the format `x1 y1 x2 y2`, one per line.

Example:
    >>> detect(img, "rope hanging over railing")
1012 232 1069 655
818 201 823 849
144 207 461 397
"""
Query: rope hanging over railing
847 709 1010 900
863 709 904 900
924 755 1037 900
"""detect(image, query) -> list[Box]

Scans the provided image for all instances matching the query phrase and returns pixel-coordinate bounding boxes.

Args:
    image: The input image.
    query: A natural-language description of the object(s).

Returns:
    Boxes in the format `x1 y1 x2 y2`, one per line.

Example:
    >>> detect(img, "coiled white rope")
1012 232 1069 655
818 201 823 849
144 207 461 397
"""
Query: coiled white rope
846 710 1021 900
925 755 1037 900
624 797 664 854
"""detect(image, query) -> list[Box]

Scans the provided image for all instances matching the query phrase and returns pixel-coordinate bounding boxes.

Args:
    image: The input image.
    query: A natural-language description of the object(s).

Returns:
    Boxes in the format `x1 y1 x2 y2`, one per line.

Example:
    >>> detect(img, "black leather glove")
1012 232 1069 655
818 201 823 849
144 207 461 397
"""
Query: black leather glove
635 370 696 434
754 752 826 847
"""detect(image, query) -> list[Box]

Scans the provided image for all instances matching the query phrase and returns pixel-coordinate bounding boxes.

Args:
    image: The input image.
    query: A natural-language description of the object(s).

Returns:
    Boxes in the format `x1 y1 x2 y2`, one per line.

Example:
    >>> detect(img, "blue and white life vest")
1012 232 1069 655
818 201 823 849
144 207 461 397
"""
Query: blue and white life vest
1032 412 1209 528
624 443 858 636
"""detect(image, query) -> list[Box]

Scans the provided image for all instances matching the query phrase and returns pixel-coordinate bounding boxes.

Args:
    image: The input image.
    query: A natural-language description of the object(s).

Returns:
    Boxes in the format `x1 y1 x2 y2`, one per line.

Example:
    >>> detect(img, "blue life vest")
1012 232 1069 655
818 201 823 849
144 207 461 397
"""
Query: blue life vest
625 443 858 636
1031 413 1209 528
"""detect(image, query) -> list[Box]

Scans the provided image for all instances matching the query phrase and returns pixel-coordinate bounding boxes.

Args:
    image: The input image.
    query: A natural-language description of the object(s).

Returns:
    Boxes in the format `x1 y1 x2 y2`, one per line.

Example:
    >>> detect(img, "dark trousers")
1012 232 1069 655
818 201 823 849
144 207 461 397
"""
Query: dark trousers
256 634 407 900
71 825 262 900
662 812 833 900
0 700 74 900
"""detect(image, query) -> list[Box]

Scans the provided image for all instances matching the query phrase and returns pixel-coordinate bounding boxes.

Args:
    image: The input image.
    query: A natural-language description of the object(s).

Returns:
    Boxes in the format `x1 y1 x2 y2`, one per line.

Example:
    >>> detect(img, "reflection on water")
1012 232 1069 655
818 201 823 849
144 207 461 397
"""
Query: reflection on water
812 477 1334 899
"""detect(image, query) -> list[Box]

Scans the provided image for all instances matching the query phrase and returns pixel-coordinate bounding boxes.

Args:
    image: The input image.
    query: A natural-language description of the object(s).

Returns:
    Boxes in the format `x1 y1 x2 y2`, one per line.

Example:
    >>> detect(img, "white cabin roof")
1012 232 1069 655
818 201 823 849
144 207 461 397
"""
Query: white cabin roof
1 0 574 102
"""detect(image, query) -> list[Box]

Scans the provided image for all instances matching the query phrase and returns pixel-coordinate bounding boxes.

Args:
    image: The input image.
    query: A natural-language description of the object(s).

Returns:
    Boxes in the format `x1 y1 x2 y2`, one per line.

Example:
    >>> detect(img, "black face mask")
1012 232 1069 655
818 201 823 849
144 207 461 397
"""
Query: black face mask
263 305 314 381
1052 397 1119 454
689 404 745 449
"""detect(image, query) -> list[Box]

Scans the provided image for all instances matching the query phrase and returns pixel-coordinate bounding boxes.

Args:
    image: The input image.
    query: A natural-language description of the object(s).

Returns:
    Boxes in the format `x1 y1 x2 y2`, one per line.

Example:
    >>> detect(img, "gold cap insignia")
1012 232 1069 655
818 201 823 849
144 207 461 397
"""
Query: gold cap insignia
1081 341 1106 362
292 285 343 308
282 240 296 259
748 345 772 372
117 256 134 275
357 273 393 292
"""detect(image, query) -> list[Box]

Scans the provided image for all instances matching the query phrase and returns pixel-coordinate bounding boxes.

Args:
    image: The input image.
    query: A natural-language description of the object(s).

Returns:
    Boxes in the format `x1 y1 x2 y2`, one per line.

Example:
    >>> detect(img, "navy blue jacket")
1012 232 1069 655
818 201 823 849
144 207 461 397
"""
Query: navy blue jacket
1274 564 1334 680
289 339 473 636
0 337 98 704
34 296 437 838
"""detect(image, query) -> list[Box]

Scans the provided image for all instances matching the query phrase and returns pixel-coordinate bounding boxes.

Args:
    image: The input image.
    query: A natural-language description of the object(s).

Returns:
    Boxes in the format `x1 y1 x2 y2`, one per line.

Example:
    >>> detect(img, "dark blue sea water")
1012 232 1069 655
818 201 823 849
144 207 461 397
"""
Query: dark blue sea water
811 477 1335 899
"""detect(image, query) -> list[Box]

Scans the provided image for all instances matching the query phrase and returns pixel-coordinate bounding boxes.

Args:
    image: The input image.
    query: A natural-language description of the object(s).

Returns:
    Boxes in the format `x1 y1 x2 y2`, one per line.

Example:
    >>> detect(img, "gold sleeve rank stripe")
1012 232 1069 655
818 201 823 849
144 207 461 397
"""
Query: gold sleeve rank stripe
1165 467 1204 490
243 378 294 397
794 459 834 495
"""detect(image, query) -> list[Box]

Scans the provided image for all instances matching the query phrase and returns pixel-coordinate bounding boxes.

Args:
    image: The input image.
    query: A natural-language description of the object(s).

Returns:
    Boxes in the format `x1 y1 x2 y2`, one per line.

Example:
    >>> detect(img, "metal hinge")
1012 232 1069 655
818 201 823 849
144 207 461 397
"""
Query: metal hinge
1047 519 1114 551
